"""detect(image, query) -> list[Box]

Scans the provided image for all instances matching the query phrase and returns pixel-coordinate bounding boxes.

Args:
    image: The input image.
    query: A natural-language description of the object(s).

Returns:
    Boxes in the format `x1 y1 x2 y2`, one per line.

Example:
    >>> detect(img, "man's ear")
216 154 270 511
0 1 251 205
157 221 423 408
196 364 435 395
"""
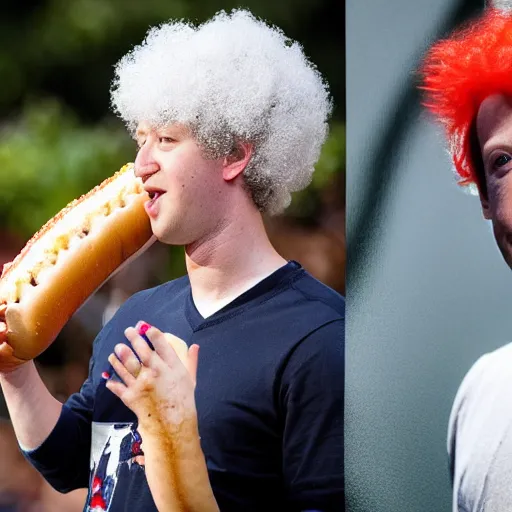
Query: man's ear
222 142 253 182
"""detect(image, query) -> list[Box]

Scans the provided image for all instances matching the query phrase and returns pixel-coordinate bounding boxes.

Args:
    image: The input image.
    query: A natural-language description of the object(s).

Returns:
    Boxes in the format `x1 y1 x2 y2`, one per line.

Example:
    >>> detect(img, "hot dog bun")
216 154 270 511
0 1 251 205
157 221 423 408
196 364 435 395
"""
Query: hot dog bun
163 333 189 367
0 163 155 362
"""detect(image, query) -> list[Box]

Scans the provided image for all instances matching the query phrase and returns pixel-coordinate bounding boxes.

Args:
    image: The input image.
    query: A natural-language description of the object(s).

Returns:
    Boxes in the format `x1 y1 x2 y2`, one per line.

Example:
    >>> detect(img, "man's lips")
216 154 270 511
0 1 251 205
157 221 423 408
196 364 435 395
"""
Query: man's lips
144 186 166 203
144 188 165 217
148 191 162 201
145 187 165 198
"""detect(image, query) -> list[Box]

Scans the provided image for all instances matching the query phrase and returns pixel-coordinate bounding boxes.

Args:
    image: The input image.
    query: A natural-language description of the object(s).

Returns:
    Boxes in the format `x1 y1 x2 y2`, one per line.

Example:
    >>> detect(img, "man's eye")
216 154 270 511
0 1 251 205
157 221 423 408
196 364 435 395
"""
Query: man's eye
493 154 512 168
159 137 175 144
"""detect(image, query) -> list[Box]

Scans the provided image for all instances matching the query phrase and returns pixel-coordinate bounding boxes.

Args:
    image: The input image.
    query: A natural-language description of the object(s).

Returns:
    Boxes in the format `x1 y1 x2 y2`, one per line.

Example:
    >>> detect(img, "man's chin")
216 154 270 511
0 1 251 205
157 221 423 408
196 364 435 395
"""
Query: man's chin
496 236 512 270
149 216 194 246
151 227 186 246
149 224 164 243
149 218 170 243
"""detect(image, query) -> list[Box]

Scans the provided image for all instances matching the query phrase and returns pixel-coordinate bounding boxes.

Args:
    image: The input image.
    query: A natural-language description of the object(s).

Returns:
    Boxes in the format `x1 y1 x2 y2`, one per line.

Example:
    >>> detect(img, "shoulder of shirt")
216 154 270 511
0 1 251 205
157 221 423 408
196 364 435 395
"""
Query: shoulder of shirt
453 343 512 400
447 343 512 453
291 268 345 320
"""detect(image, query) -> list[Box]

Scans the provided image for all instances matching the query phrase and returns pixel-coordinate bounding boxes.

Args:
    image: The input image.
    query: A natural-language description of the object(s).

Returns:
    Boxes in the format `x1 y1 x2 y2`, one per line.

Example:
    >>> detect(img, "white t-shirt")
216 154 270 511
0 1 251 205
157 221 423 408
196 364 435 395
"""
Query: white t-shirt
449 343 512 512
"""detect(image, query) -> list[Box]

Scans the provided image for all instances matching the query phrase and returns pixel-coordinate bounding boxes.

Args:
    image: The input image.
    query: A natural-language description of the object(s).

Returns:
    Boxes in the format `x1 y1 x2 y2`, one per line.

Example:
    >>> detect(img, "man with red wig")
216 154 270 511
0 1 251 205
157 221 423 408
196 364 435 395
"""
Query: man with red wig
421 5 512 511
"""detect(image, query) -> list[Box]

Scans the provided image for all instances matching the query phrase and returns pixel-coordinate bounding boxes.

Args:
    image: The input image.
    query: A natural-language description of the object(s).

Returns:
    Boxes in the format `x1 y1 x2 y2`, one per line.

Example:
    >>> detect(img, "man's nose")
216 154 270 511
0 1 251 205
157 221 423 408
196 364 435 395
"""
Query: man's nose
134 145 159 181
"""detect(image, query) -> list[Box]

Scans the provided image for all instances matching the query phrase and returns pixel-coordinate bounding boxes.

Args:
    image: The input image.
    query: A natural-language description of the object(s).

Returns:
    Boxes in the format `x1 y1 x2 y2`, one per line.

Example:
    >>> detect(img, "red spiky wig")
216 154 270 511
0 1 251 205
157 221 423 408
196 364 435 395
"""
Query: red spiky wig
420 9 512 191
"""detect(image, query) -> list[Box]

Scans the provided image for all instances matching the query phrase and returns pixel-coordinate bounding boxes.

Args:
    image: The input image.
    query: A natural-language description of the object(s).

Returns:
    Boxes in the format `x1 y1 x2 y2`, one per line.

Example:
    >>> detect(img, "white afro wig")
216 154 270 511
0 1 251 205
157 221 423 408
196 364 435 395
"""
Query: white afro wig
110 9 332 215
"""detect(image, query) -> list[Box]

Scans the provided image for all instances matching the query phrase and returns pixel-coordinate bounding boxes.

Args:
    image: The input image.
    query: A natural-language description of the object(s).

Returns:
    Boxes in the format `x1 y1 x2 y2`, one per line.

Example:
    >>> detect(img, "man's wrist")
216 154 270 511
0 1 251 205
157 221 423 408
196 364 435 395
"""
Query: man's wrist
0 359 33 383
138 414 200 441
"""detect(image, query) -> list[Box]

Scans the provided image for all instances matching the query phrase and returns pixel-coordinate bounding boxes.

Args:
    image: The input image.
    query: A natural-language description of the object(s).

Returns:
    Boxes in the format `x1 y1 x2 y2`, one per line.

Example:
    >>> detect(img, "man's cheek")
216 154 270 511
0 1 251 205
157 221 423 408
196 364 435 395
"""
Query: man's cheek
487 179 512 220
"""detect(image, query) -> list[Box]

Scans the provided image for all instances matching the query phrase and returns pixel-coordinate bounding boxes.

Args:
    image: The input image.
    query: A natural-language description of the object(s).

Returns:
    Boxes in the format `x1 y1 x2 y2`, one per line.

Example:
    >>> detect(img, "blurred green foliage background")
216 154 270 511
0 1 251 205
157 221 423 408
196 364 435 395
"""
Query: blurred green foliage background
0 0 344 276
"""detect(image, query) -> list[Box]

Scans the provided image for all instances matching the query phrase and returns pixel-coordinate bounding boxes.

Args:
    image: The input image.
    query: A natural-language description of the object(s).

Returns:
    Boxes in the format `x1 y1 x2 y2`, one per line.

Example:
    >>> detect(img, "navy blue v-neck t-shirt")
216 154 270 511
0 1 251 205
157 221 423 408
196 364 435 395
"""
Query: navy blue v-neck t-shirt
23 261 345 511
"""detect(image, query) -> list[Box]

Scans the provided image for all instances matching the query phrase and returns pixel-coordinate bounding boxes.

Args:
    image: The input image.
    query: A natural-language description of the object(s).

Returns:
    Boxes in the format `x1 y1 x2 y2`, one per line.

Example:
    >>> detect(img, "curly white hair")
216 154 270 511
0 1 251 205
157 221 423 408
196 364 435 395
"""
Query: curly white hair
110 9 332 214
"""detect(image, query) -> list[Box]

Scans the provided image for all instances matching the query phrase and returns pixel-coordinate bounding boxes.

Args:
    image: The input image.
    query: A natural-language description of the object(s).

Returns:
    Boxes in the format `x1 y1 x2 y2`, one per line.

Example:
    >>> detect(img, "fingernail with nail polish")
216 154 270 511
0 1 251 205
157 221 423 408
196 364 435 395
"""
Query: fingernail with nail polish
138 322 151 335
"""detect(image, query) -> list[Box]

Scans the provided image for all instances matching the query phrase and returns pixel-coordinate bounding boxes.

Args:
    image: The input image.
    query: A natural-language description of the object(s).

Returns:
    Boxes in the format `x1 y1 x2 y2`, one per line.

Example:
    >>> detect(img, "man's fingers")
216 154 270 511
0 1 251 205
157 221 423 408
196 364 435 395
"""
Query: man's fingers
124 327 153 367
0 342 14 358
114 342 142 377
136 324 183 366
130 321 196 379
108 353 137 385
105 377 127 399
0 342 26 373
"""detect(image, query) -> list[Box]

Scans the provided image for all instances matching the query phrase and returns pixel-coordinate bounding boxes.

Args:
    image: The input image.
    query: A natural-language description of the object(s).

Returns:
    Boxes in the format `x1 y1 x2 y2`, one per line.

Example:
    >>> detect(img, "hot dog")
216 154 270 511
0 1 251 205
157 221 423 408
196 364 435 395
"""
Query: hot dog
0 163 155 363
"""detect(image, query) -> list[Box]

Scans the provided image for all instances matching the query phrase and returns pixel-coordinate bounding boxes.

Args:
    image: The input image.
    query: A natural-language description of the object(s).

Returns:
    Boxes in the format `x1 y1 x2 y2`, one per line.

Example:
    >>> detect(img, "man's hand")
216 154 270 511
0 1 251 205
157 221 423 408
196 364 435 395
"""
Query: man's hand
0 340 29 374
105 323 219 512
0 309 24 374
105 322 199 432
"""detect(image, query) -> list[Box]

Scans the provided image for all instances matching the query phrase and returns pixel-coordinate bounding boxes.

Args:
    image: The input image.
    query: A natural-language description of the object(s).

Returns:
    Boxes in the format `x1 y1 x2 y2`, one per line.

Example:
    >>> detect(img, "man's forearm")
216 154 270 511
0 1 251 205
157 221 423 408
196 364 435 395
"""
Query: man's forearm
139 417 219 512
0 361 62 450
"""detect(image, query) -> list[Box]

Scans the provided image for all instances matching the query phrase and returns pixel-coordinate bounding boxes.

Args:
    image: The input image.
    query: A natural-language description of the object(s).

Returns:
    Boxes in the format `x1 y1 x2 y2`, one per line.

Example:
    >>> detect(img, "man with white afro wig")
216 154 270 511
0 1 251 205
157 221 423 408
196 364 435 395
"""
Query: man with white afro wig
15 8 345 512
110 8 332 216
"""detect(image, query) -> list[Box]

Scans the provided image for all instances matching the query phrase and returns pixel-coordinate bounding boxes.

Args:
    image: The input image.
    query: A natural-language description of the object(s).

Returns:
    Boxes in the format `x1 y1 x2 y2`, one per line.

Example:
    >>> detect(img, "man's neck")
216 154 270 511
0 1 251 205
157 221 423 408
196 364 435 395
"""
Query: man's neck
184 214 287 318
